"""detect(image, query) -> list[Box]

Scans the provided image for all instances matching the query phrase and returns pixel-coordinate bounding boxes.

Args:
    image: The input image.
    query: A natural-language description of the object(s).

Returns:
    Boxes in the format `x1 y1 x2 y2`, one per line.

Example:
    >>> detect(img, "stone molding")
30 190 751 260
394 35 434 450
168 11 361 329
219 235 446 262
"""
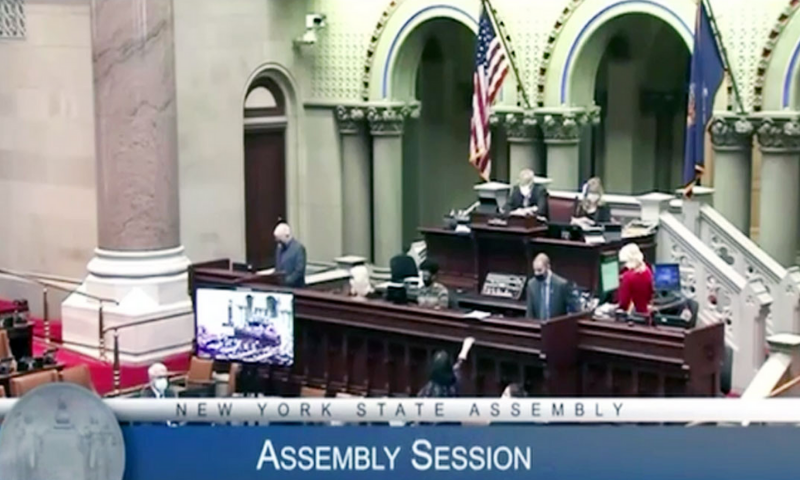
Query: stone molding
497 110 539 142
367 103 420 136
754 114 800 152
539 106 599 143
709 115 755 151
335 105 367 134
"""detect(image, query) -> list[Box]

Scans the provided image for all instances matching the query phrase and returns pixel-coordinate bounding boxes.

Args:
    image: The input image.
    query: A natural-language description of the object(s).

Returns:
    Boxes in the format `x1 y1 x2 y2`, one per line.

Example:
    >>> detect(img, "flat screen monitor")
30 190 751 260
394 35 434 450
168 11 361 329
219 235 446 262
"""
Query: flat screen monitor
600 257 620 294
195 288 294 365
654 263 681 292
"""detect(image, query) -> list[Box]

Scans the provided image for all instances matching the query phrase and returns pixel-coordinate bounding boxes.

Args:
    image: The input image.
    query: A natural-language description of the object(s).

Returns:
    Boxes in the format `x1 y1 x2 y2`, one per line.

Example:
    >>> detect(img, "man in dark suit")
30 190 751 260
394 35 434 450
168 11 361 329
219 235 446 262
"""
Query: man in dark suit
507 168 549 218
139 363 178 398
525 253 573 320
274 223 306 288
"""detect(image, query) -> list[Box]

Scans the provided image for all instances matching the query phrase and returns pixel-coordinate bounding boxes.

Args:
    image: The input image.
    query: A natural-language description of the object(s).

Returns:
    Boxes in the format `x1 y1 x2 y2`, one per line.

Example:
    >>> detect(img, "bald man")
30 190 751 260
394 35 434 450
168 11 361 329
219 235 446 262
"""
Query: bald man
525 254 573 320
274 223 306 288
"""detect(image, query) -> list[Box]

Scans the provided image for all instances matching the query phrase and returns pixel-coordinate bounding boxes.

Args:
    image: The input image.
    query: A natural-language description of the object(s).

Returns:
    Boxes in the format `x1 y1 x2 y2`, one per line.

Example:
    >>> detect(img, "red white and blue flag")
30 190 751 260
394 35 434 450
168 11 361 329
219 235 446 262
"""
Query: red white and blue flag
469 6 509 181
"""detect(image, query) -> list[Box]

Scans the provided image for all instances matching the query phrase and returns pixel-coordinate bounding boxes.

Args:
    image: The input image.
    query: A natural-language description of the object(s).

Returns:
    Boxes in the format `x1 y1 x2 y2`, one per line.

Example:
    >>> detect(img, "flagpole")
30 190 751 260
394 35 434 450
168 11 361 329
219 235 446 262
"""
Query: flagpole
481 0 531 109
702 0 745 115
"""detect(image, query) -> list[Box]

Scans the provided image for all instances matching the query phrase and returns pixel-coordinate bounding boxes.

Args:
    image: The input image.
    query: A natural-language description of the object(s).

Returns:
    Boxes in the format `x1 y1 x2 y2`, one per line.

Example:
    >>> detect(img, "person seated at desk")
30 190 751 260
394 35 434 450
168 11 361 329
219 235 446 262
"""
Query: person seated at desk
389 249 418 283
348 265 375 300
274 222 307 288
618 243 653 315
418 337 474 398
525 253 574 320
507 168 548 218
571 177 611 226
139 363 177 398
417 260 449 310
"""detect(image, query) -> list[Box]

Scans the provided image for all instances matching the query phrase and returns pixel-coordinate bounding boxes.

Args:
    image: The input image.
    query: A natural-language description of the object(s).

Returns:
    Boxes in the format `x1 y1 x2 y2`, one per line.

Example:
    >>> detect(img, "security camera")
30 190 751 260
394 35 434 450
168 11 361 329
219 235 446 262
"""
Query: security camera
306 14 326 29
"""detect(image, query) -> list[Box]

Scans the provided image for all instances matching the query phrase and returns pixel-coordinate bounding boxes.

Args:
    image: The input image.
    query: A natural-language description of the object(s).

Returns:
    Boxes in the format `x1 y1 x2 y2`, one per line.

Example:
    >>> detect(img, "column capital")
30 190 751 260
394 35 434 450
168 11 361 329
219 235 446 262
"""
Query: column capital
491 108 538 142
538 106 600 144
709 114 754 150
753 112 800 153
335 105 367 135
367 103 420 136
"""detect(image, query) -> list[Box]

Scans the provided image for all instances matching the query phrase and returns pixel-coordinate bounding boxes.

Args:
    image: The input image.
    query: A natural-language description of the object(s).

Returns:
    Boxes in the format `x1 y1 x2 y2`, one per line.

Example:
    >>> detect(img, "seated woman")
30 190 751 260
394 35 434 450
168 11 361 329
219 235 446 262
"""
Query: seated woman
571 177 611 226
507 168 548 217
417 337 474 398
617 243 654 316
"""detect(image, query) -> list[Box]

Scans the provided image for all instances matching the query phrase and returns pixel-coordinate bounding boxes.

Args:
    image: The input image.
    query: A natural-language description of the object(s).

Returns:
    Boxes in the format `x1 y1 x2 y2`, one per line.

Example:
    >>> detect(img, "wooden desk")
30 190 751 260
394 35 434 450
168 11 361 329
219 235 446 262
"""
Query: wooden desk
421 221 656 295
190 263 722 397
0 363 63 396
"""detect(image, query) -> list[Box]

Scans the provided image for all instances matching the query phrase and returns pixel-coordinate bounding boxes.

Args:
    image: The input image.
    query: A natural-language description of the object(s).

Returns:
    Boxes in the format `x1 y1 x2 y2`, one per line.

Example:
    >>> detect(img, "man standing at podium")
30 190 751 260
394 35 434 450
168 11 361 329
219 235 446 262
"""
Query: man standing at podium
526 254 572 320
274 223 306 288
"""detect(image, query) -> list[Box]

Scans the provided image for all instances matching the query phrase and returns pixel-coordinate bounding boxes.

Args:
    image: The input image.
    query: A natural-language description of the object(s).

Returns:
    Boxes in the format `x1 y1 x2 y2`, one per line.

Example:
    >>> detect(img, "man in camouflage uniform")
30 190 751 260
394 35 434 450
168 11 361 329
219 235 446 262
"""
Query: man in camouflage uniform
417 260 449 310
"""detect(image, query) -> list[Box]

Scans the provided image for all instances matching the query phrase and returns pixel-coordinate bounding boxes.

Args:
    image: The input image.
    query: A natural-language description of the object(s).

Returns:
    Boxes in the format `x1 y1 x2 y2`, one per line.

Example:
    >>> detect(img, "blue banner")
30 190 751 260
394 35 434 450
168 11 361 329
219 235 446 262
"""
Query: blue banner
121 426 796 480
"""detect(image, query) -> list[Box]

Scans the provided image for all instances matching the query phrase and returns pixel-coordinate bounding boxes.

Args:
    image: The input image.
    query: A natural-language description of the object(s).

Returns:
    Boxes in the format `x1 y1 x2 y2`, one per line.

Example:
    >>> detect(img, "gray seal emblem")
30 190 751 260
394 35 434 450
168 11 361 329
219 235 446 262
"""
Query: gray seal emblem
0 382 125 480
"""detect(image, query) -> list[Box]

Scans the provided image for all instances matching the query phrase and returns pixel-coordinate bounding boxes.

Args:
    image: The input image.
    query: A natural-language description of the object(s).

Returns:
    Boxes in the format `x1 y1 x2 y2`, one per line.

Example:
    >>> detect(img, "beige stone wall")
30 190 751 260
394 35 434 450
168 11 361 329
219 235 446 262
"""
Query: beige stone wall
0 0 96 278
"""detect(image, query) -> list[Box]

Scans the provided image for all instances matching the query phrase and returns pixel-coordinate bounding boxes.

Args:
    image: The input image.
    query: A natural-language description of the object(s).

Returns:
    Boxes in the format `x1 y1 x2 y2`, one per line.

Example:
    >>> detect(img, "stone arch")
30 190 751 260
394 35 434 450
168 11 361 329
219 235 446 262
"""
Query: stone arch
241 63 303 239
364 0 480 101
539 0 696 107
753 2 800 111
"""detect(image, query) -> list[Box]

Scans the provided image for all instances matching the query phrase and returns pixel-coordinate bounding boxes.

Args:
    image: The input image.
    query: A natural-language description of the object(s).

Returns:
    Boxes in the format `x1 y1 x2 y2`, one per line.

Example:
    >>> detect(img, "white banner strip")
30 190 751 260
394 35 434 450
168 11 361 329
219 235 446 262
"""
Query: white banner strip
3 398 800 423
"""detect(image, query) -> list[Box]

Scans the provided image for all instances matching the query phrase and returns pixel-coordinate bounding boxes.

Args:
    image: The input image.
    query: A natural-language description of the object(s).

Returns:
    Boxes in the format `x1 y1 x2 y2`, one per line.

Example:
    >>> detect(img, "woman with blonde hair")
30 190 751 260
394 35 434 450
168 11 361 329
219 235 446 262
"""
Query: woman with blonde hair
617 243 653 315
572 177 611 225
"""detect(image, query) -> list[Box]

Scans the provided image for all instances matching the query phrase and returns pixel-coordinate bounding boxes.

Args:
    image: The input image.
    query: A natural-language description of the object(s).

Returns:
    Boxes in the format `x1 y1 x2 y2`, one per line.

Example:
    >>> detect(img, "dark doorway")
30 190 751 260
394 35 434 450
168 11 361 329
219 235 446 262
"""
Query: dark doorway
243 79 287 269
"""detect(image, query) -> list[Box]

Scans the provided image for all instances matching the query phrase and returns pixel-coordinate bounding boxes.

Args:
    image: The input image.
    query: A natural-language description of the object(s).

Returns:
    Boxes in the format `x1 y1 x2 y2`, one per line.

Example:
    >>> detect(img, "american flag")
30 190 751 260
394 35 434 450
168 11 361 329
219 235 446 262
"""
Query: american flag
469 7 509 181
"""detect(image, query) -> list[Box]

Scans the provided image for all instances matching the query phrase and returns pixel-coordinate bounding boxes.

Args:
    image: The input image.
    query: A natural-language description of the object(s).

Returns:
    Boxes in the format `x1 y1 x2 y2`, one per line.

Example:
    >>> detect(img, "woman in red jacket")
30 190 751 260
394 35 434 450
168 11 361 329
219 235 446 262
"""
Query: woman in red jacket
617 243 653 315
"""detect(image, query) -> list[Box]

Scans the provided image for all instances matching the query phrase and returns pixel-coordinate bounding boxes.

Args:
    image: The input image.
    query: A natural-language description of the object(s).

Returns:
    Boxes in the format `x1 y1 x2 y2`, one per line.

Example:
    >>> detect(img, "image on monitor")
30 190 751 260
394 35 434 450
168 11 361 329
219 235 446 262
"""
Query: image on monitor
654 263 681 292
600 258 620 294
195 288 294 365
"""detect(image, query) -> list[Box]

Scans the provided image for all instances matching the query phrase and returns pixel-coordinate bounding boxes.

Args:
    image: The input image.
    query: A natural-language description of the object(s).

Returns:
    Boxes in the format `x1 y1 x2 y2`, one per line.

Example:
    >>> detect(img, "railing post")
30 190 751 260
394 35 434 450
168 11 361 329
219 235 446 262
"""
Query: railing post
113 329 121 393
98 303 106 360
677 186 714 236
42 287 50 346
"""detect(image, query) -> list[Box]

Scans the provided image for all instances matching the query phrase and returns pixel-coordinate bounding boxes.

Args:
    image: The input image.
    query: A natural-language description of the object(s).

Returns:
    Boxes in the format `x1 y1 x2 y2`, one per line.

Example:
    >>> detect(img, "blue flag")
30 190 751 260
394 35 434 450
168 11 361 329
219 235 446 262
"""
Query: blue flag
683 1 725 186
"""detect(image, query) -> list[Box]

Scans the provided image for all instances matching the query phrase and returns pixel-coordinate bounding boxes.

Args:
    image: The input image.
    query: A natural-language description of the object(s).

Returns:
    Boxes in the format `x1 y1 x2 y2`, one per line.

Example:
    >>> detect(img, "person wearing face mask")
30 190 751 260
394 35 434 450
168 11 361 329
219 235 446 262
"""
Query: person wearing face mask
273 222 306 288
525 253 574 320
139 363 177 398
507 169 549 218
572 177 611 226
417 260 449 310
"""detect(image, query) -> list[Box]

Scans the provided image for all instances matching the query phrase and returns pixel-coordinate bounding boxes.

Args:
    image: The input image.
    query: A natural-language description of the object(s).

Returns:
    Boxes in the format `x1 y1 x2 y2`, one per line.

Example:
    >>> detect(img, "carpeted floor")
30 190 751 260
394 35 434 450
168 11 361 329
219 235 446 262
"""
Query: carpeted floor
1 298 190 395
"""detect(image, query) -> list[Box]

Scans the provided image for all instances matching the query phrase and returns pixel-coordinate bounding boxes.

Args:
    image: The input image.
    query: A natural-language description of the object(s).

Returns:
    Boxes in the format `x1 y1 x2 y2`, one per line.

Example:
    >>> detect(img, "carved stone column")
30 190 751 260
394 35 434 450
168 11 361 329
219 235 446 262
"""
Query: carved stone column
754 113 800 266
499 110 541 177
368 104 419 266
336 106 371 259
710 114 754 234
62 0 192 363
540 108 597 190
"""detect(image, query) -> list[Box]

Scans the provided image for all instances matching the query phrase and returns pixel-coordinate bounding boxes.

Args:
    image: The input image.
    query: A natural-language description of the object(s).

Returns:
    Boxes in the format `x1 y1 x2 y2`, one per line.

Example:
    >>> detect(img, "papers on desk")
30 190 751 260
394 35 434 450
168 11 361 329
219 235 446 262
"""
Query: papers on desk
509 206 537 217
463 310 491 320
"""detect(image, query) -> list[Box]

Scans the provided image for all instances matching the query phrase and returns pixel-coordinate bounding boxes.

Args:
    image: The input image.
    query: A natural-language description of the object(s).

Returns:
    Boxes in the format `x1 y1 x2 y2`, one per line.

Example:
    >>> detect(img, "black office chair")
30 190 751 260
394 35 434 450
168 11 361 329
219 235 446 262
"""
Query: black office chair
390 254 418 283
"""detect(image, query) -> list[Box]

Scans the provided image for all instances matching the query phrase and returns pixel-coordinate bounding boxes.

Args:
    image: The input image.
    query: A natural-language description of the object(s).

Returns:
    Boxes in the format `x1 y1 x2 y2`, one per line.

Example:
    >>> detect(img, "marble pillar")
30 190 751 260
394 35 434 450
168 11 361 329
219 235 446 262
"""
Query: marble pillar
369 104 418 266
336 106 371 259
62 0 192 363
754 114 800 267
709 114 754 234
500 110 541 177
540 108 595 191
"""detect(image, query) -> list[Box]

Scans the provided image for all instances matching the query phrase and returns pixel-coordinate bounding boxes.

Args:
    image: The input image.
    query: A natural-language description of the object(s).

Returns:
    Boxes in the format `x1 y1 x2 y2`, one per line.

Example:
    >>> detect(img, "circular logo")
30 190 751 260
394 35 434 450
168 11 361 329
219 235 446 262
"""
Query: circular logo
0 382 125 480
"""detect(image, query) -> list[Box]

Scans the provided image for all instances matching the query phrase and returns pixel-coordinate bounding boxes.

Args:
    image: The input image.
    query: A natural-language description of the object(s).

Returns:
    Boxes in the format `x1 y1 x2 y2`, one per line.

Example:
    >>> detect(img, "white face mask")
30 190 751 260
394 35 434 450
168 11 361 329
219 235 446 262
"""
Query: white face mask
586 193 600 204
154 378 168 392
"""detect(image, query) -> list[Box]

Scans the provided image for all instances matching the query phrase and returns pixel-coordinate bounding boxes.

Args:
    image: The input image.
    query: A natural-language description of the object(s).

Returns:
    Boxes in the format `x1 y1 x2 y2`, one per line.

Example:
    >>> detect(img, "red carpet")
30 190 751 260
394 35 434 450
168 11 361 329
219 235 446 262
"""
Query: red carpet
2 297 190 395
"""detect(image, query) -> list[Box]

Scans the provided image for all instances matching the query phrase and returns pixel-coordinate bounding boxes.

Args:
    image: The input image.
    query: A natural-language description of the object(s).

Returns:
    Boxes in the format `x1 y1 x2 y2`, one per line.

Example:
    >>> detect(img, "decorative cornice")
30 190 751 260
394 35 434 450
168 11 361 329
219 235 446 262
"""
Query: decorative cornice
539 106 599 143
335 105 367 134
361 0 402 101
754 115 800 152
367 103 420 136
753 0 800 112
709 115 755 150
497 110 539 141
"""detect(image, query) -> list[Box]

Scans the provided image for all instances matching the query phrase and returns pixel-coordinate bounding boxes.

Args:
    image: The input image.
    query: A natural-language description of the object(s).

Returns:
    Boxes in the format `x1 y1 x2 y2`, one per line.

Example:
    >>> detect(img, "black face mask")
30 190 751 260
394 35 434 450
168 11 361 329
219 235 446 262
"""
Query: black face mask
423 277 433 287
534 273 546 282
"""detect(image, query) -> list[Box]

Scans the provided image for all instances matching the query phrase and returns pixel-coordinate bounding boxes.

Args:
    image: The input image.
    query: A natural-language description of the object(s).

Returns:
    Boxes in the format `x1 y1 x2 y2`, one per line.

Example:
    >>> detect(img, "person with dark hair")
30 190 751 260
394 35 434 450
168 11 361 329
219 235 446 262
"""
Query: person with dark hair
418 337 474 398
417 259 449 309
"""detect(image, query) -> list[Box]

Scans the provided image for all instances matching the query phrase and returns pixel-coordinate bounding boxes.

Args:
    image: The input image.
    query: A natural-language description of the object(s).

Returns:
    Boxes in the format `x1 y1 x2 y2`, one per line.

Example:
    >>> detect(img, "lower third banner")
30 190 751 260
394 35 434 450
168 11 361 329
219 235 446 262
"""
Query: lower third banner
121 425 797 480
